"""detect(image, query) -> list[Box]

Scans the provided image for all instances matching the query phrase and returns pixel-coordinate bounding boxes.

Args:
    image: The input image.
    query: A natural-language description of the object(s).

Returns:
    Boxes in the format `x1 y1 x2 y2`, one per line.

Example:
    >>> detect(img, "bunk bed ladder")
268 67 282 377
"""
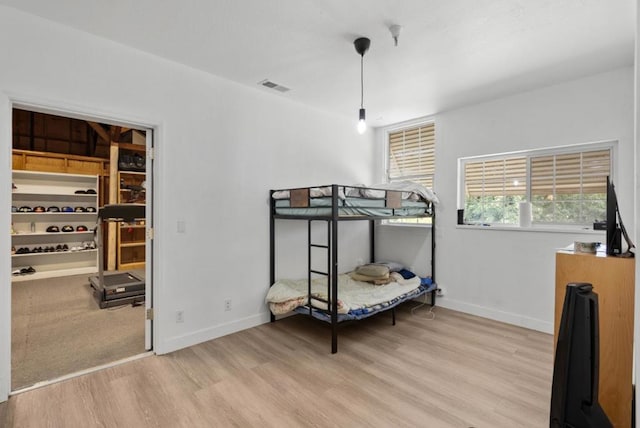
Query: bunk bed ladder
307 220 332 316
307 215 339 354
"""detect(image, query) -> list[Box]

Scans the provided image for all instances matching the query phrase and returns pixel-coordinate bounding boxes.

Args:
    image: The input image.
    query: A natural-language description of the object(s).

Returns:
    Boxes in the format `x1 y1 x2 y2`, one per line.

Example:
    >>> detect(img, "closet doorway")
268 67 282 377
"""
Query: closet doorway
9 107 154 391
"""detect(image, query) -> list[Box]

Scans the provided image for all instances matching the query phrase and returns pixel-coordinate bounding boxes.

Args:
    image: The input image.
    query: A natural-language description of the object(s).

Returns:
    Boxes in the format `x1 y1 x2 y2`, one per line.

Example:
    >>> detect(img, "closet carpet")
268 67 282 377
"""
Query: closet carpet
11 273 145 390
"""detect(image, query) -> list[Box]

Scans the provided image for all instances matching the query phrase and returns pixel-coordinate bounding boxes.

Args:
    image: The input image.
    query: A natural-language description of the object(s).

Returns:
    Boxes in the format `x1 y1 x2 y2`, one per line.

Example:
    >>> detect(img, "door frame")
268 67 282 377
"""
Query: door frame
0 92 160 400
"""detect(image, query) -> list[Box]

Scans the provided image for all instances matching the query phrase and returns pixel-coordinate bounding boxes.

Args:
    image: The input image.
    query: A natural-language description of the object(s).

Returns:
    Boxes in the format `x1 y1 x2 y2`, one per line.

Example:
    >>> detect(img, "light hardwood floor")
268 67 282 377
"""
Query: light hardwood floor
2 304 553 428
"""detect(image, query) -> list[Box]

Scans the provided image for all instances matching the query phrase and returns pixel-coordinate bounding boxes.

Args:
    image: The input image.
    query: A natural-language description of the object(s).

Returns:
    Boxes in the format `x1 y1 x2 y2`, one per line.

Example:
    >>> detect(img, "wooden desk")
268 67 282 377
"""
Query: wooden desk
555 251 635 428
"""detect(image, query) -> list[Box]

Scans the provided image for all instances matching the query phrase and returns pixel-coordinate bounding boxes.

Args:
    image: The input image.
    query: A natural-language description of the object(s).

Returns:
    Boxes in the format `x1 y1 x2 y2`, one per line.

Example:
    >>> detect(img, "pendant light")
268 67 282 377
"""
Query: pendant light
354 37 370 134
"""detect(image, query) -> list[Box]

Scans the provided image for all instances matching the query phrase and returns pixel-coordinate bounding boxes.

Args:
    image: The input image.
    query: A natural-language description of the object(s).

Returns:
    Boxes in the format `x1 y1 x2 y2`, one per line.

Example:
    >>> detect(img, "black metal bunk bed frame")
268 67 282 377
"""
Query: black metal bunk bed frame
269 184 436 354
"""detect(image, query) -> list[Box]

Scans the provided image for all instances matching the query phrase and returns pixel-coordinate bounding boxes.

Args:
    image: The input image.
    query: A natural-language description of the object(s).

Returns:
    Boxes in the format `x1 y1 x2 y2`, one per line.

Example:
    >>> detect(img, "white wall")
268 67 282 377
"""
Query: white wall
379 68 634 333
0 7 377 400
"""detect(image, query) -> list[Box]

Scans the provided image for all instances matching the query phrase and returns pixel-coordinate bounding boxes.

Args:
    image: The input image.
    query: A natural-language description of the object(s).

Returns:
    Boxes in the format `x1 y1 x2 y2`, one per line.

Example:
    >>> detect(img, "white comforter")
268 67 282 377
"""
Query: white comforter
360 181 440 204
266 273 421 314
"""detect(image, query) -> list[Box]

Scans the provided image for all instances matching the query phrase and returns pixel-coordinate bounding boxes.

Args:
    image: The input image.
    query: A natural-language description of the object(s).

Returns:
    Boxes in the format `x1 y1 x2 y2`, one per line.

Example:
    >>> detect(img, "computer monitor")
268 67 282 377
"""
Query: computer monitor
605 176 621 255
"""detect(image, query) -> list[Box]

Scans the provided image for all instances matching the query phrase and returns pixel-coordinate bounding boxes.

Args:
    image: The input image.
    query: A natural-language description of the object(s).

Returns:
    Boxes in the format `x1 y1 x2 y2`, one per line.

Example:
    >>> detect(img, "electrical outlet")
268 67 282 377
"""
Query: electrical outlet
436 287 446 297
176 310 184 323
224 299 232 311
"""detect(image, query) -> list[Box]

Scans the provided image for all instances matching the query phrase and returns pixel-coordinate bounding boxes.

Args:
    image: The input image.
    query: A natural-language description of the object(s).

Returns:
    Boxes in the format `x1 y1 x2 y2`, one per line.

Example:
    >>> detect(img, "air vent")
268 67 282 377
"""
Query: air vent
259 79 290 93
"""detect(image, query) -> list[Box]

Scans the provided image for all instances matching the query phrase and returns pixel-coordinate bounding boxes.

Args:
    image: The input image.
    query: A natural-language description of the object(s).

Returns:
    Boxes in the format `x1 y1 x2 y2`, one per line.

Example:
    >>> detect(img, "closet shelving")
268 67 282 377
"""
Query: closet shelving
12 170 99 281
115 144 146 270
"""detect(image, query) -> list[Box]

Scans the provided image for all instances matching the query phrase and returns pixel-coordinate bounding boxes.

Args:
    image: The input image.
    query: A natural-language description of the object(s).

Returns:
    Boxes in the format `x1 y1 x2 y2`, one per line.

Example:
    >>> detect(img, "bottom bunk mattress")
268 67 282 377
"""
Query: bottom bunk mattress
267 273 435 322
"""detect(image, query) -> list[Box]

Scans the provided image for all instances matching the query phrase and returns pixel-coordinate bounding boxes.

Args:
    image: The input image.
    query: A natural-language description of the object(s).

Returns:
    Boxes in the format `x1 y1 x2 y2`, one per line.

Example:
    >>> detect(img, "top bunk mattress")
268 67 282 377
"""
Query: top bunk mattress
271 182 437 218
274 197 429 217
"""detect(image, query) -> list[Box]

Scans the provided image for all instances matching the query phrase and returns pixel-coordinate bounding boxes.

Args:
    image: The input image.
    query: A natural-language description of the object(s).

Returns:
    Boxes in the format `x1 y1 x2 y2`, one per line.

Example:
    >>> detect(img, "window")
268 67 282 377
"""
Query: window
461 142 613 227
464 156 527 224
386 121 435 225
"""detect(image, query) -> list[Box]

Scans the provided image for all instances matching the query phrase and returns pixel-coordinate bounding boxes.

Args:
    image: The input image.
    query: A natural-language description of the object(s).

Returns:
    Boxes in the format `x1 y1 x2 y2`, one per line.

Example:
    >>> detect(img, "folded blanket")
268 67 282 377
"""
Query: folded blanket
355 263 390 278
349 272 391 285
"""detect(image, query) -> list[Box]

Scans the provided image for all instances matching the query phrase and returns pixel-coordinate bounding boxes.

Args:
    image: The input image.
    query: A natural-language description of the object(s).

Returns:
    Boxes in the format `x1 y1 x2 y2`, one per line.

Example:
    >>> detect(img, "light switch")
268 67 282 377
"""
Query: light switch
177 220 186 234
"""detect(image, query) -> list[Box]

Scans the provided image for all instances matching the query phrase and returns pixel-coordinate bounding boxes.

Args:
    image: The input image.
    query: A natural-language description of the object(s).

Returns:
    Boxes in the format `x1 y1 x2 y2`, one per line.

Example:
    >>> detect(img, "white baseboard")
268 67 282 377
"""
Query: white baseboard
158 312 271 355
157 299 553 355
436 297 553 334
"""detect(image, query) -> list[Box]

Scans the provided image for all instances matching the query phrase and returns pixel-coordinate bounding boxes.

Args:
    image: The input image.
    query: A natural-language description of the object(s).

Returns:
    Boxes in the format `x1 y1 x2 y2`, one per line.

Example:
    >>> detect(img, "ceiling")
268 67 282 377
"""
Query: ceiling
1 0 635 127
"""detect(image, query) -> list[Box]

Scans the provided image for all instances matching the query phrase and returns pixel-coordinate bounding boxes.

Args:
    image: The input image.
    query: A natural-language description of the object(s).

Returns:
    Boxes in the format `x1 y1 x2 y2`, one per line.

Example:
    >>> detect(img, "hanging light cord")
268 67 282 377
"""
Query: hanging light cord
360 54 364 109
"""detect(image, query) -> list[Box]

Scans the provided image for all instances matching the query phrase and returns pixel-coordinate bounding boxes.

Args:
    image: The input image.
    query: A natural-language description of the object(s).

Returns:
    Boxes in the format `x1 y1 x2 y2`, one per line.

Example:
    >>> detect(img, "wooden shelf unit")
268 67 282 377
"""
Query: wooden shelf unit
554 251 635 428
108 142 147 271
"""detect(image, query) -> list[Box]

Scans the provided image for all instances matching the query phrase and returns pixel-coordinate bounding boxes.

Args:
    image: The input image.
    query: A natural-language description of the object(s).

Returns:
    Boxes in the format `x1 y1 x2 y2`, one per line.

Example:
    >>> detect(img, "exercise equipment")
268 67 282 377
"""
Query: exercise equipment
89 204 146 309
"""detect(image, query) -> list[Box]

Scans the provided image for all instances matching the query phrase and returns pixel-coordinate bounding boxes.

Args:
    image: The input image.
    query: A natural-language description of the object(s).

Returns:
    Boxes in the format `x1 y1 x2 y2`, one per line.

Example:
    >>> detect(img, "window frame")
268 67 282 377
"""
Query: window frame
381 116 436 227
458 140 617 229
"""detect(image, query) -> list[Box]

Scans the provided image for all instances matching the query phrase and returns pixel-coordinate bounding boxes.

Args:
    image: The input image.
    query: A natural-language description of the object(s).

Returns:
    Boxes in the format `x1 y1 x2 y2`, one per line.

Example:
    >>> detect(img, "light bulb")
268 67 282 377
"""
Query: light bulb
357 119 366 134
357 108 366 134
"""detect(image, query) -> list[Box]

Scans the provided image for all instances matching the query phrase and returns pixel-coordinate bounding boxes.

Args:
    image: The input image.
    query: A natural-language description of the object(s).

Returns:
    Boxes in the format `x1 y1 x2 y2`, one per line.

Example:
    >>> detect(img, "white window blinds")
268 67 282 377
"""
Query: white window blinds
530 149 610 196
465 157 527 197
388 123 435 189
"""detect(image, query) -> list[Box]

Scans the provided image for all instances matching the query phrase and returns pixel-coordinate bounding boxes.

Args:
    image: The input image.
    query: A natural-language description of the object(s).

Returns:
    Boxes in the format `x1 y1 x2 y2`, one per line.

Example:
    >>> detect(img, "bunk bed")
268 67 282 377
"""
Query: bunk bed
268 183 437 353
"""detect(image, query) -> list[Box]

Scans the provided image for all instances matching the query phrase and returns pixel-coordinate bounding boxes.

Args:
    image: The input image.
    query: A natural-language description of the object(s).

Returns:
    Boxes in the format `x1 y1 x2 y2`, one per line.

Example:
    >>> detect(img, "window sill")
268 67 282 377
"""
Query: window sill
380 222 433 229
456 224 603 234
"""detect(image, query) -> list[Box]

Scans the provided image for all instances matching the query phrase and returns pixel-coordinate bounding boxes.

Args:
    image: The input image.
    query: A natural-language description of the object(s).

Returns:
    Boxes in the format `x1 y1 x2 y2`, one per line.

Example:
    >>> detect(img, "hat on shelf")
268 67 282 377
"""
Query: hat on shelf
85 207 96 213
18 206 32 212
33 206 45 213
74 207 85 212
61 225 74 232
46 225 60 233
61 206 73 213
86 189 96 194
76 225 88 232
47 206 60 212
